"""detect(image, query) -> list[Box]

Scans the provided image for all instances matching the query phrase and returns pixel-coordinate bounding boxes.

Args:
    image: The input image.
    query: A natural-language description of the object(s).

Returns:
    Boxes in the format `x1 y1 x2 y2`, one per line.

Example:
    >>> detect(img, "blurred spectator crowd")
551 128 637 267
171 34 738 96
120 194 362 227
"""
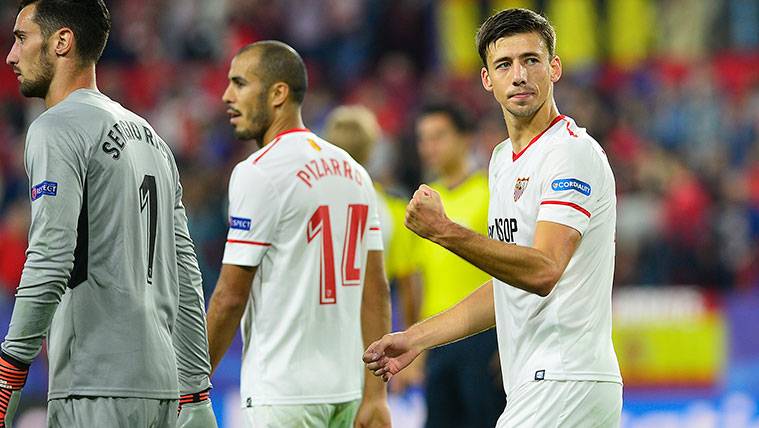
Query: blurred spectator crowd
1 0 758 301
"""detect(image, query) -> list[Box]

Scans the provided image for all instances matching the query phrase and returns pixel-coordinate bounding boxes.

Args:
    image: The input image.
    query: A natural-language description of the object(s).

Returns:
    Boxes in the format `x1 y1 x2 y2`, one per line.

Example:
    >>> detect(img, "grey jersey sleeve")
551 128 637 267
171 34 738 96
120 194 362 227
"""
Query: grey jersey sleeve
170 156 212 395
1 116 88 363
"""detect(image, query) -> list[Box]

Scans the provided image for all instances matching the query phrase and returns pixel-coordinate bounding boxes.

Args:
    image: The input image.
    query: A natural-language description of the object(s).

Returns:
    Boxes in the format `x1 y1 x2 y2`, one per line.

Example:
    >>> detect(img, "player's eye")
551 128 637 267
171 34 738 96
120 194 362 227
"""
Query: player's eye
495 62 510 69
526 57 539 65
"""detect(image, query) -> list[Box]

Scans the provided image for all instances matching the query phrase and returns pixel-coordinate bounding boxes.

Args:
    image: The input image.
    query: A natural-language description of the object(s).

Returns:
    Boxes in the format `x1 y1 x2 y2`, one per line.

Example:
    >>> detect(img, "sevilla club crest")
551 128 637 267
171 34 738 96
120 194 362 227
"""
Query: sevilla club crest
514 177 529 202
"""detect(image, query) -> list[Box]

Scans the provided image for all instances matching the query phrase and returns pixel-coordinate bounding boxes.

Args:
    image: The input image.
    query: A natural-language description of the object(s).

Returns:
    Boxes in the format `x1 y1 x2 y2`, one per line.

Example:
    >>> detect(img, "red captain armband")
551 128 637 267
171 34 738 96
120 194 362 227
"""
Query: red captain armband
0 352 29 391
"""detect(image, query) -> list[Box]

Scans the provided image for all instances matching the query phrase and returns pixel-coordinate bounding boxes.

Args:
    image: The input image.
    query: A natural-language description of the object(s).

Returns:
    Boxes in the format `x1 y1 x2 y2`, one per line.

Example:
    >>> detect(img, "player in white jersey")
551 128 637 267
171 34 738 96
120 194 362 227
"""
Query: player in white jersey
206 41 392 428
364 8 622 427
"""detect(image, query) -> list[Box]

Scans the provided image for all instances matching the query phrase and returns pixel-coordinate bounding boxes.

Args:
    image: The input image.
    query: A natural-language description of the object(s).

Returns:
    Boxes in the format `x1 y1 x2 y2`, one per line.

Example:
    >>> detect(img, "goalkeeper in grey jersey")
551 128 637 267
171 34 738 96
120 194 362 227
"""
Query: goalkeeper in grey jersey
0 1 216 427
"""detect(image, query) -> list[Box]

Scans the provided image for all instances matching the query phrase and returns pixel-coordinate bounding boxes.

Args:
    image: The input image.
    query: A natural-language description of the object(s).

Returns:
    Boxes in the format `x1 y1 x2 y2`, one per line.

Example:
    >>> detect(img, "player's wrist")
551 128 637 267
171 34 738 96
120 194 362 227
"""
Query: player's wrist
362 375 388 399
0 351 30 391
405 325 430 354
429 218 462 247
179 388 211 409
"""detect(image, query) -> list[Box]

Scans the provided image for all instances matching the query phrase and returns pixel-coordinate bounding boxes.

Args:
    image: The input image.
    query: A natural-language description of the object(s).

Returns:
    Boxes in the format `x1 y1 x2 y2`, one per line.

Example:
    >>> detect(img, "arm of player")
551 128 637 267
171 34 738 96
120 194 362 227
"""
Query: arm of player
364 280 495 382
355 251 392 428
206 264 256 373
170 172 216 426
405 185 579 297
1 119 86 423
206 163 278 374
395 272 421 328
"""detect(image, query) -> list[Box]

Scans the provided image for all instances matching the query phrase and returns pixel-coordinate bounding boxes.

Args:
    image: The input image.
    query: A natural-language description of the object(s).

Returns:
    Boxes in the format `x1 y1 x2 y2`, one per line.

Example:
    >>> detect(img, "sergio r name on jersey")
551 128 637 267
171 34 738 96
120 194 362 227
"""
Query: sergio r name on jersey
488 115 622 396
222 129 383 406
2 89 210 399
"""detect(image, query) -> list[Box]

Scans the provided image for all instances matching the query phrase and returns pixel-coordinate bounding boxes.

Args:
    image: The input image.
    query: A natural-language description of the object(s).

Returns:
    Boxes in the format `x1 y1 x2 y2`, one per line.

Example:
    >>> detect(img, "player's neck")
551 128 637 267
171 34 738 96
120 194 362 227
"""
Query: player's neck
505 101 560 154
440 160 471 190
261 110 306 147
44 65 97 109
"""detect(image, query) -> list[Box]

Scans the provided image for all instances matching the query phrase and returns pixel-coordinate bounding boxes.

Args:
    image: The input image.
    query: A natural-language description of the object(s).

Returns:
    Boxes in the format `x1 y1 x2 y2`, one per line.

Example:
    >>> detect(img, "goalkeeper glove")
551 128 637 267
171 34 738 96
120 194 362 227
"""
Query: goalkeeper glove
0 352 29 428
177 388 217 428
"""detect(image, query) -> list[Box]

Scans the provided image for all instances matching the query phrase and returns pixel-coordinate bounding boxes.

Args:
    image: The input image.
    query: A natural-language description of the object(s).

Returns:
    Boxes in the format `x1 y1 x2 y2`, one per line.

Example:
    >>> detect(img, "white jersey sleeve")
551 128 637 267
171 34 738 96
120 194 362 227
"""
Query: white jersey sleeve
536 141 601 235
222 164 282 267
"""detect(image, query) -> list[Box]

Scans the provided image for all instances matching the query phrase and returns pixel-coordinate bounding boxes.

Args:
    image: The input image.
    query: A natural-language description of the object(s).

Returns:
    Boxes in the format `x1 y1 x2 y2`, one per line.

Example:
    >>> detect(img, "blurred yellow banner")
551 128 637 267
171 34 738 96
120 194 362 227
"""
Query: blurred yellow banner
613 287 727 387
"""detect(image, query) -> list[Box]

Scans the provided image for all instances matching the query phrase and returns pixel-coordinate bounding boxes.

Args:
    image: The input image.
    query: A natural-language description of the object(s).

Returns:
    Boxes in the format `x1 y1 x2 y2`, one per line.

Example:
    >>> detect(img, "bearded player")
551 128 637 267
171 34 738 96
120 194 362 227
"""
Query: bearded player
206 41 391 428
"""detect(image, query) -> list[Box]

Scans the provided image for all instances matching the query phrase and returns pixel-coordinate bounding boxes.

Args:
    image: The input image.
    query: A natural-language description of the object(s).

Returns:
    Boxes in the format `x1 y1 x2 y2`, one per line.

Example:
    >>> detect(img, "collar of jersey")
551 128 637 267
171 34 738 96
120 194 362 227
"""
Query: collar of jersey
512 115 565 162
270 128 311 142
254 128 311 164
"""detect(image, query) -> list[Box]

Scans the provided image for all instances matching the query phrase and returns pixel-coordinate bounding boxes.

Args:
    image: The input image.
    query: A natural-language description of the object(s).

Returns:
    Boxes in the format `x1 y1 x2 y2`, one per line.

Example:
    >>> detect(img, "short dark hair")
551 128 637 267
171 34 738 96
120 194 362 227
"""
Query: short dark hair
239 41 308 105
19 0 111 65
475 8 556 67
417 102 474 134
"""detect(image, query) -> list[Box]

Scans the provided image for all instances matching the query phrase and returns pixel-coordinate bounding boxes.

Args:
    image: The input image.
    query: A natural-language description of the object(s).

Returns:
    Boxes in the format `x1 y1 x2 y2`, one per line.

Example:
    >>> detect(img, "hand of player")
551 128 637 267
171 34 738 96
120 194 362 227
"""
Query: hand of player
363 332 421 382
177 389 217 428
0 353 29 428
405 184 449 241
353 396 391 428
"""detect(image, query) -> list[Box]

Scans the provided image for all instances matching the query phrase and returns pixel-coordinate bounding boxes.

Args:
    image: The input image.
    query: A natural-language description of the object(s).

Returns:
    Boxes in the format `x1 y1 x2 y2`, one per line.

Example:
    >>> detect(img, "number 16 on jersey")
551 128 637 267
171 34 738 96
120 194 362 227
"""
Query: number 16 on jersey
306 204 369 304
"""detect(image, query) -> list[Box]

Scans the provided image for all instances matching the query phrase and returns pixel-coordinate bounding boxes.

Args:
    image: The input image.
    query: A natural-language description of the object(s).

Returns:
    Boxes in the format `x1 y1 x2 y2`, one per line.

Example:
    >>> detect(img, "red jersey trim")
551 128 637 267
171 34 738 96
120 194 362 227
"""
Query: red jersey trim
253 128 311 164
540 200 591 218
512 115 566 162
272 128 310 140
369 227 381 231
563 119 578 138
226 239 272 246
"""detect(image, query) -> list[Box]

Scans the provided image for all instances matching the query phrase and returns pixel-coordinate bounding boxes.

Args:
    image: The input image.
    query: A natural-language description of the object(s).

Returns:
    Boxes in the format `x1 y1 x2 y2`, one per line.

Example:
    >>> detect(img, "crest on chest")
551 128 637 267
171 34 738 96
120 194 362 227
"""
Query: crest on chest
514 177 530 202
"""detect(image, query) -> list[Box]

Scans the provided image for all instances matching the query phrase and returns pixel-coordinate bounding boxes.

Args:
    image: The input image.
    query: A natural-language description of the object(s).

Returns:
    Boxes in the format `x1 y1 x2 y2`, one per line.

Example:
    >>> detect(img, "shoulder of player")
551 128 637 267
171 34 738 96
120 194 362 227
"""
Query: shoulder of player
27 107 88 144
544 124 601 161
229 157 280 194
250 128 315 165
489 139 511 166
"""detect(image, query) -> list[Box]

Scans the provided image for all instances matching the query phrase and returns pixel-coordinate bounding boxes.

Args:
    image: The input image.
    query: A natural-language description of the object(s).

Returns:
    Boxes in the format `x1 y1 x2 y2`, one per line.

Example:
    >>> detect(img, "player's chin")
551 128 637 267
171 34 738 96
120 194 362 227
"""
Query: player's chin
233 128 253 141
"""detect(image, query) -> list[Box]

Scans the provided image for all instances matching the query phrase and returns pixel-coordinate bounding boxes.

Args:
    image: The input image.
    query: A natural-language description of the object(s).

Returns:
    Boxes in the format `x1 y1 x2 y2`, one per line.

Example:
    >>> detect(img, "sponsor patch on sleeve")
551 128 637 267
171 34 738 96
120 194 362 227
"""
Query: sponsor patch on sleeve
229 216 252 231
31 180 58 201
550 178 591 196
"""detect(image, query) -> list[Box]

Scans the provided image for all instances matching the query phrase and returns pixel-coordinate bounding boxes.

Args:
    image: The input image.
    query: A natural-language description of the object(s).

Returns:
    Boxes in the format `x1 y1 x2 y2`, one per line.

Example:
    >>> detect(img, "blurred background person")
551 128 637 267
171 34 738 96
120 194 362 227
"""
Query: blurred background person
402 102 505 428
324 105 421 331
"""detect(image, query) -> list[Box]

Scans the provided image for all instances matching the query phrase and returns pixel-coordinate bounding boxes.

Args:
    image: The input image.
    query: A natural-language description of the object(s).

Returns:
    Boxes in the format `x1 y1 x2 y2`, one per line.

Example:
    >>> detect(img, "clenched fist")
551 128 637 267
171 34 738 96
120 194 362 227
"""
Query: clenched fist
405 184 450 241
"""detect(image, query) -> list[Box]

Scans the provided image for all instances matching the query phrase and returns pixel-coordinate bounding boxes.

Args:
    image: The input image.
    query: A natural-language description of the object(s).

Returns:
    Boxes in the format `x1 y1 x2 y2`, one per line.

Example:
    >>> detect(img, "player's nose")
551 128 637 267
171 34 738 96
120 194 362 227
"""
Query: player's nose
6 43 19 66
222 84 234 104
511 62 527 85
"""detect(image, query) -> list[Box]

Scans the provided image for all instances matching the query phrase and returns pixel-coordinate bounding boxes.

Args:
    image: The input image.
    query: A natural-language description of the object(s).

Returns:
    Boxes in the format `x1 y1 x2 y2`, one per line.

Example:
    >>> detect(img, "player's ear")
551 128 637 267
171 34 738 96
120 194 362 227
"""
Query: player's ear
549 55 562 83
53 27 74 57
270 82 290 108
481 67 493 92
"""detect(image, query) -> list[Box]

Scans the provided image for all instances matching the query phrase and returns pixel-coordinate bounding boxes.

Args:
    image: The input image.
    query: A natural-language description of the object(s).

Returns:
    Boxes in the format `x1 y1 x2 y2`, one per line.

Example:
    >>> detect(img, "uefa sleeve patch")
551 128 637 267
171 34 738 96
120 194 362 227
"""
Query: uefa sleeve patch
31 181 58 201
551 178 591 196
230 216 252 231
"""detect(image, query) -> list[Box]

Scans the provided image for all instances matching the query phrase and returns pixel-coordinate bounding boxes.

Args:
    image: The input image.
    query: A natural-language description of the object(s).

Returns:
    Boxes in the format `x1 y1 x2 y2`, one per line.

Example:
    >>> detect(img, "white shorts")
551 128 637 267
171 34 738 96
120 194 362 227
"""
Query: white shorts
496 380 622 428
243 399 360 428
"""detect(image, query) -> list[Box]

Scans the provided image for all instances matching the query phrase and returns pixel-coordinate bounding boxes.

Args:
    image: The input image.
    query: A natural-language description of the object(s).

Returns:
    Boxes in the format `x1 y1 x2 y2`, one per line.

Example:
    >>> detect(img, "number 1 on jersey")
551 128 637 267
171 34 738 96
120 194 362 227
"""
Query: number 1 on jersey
139 175 157 285
306 204 369 305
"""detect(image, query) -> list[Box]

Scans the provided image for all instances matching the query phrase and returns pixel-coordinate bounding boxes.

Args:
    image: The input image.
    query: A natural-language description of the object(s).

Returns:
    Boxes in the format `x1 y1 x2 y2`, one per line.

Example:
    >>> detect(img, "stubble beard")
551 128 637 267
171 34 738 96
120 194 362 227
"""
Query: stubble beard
505 99 543 119
20 44 54 99
235 93 271 147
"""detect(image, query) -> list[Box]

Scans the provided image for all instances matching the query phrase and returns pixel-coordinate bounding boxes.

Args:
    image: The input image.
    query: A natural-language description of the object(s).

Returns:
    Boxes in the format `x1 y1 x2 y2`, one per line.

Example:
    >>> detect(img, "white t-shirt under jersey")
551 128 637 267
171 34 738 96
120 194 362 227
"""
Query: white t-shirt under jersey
487 115 622 396
222 129 384 406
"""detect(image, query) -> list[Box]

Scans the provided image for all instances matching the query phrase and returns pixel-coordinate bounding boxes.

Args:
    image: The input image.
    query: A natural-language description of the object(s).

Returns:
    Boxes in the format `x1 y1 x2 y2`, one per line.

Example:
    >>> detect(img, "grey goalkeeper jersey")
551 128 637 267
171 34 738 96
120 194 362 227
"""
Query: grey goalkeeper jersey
1 89 211 399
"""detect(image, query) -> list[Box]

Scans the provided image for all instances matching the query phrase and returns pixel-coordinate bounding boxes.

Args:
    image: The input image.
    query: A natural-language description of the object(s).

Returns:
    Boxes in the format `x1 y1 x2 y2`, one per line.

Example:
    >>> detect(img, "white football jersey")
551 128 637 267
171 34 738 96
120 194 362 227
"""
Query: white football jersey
488 115 622 396
222 129 383 406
